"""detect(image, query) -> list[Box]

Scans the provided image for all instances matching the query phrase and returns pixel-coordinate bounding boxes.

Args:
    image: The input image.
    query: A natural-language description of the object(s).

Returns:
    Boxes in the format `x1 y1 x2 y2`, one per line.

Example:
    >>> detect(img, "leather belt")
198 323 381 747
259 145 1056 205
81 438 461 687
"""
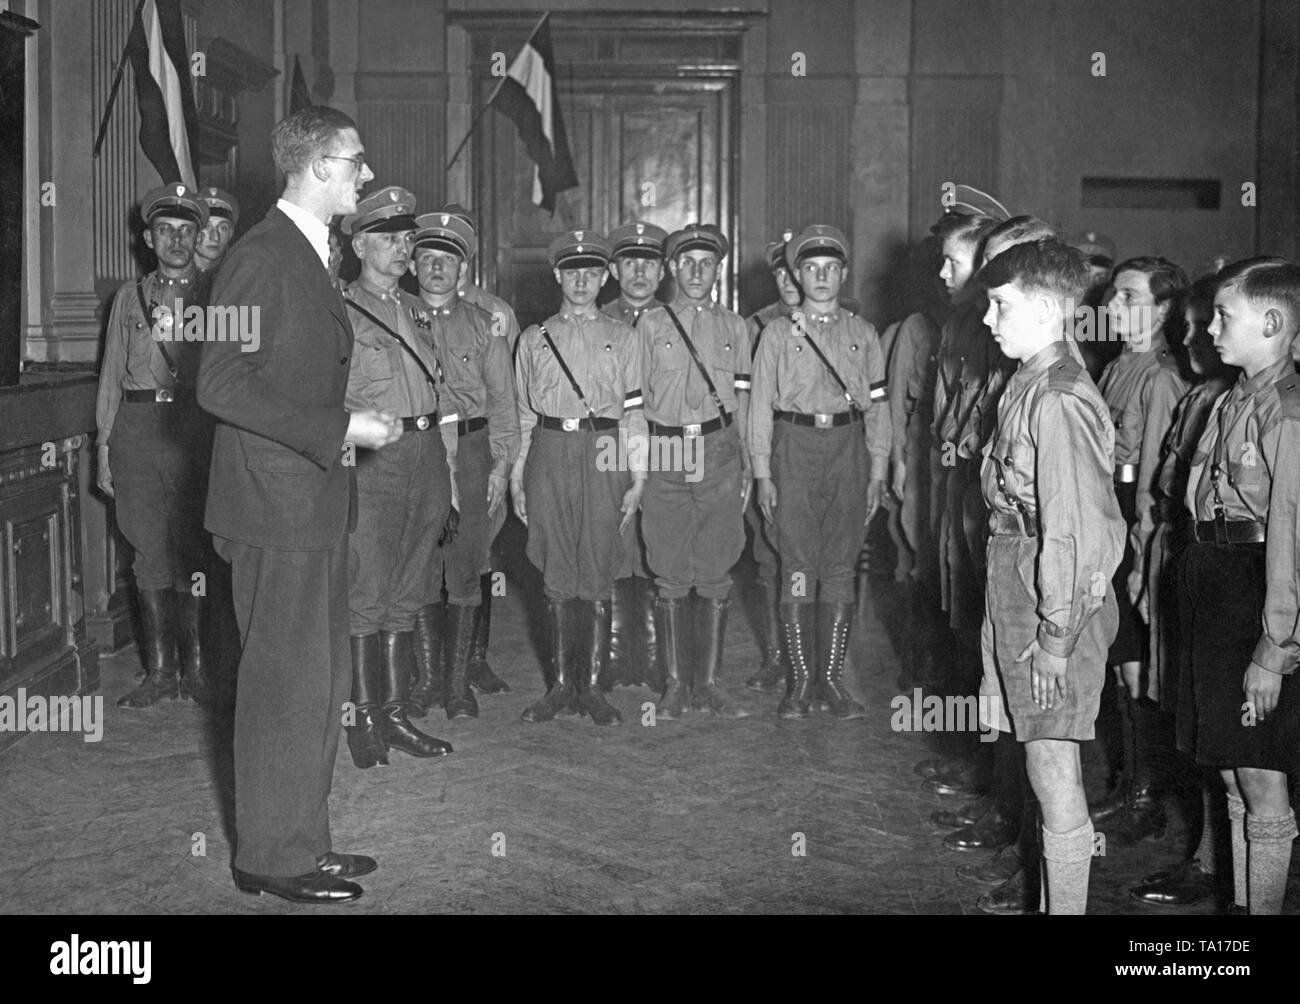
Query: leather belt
774 409 861 429
1115 463 1138 484
991 509 1040 537
1193 518 1266 545
456 416 489 437
123 388 176 403
649 413 732 439
539 415 619 432
401 412 439 432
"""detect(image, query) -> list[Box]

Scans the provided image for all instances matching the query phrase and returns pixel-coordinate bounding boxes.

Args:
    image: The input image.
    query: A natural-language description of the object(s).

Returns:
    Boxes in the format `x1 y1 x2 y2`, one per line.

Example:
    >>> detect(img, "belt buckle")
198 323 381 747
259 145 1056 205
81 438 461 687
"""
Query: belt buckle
415 415 430 431
562 417 579 432
157 389 173 403
683 423 702 439
814 413 832 429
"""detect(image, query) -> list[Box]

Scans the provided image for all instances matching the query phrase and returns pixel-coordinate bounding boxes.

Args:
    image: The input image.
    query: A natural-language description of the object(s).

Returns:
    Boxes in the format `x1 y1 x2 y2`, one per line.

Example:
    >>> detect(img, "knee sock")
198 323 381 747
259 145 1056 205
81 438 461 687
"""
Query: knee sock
1041 819 1095 915
1226 791 1247 908
1245 809 1298 915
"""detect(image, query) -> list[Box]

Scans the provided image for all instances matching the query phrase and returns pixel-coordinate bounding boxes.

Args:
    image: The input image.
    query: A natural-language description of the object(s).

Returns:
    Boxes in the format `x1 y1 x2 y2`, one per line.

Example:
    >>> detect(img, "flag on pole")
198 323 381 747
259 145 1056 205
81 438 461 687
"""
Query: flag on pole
290 55 313 113
489 13 578 213
125 0 199 187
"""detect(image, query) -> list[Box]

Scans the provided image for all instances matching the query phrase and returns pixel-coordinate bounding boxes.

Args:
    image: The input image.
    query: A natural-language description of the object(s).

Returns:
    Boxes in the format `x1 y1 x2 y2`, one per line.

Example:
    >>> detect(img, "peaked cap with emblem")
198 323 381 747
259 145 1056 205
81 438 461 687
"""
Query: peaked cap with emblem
411 212 476 259
435 202 480 257
1067 230 1116 262
766 228 796 270
666 222 729 261
608 221 669 260
140 183 208 228
785 224 849 271
341 185 417 236
947 183 1011 223
197 186 240 226
548 229 611 269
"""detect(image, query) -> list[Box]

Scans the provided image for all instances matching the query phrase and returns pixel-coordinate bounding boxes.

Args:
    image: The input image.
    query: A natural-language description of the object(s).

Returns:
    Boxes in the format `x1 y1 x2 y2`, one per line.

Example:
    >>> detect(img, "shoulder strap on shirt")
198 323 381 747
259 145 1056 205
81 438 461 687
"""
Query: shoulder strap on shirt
537 323 595 417
1276 372 1300 423
662 306 727 417
136 278 179 383
796 314 859 409
344 296 441 391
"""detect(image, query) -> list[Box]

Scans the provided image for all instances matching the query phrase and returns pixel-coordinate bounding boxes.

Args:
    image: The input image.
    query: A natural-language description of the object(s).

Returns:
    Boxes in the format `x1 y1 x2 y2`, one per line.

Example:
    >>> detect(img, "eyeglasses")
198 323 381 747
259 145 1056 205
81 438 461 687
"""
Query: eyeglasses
322 153 367 172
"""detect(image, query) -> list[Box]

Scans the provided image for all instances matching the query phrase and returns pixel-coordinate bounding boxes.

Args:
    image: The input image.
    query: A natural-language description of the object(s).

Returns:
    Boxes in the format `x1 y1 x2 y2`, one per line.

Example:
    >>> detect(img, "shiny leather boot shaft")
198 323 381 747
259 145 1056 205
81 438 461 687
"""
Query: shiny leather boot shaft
347 633 389 769
380 630 453 757
118 588 181 708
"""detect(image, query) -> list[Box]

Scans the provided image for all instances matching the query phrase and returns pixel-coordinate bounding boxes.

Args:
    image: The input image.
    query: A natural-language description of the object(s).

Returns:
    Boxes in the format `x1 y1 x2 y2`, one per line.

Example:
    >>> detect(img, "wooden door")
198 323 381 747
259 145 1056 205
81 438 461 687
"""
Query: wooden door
478 77 733 331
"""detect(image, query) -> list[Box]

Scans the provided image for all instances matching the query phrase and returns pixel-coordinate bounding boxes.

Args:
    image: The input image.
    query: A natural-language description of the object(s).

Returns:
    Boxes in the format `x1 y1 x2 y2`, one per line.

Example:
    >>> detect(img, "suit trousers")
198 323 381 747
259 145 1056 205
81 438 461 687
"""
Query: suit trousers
216 533 350 877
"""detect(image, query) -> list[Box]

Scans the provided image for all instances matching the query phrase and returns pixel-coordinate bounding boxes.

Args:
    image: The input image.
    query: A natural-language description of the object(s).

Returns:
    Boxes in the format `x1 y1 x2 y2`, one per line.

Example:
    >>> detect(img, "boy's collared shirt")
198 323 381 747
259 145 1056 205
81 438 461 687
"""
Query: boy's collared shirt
638 296 751 428
1185 355 1300 674
512 309 647 476
981 339 1125 658
885 311 941 468
748 305 891 480
1154 376 1232 514
602 295 663 330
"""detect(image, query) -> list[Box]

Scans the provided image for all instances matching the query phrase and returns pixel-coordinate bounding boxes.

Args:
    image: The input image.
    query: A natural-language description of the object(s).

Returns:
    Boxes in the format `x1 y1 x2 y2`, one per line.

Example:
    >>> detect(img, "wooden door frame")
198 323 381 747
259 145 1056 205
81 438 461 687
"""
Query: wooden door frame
447 9 759 312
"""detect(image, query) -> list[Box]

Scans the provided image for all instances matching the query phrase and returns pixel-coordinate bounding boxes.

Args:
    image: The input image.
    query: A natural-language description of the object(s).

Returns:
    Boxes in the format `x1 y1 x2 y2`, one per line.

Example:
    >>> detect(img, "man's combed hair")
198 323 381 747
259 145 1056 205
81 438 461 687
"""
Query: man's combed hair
984 215 1057 251
271 106 358 176
980 237 1091 303
1216 256 1300 334
930 212 998 247
1112 255 1188 306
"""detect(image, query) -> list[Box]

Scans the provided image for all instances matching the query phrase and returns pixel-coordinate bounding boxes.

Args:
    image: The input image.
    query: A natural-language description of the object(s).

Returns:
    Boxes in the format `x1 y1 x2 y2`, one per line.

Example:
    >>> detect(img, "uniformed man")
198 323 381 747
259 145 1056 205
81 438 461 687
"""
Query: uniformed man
435 202 520 696
405 211 520 720
511 230 647 726
977 237 1125 915
97 183 214 708
750 224 890 719
600 220 670 691
194 186 239 278
339 186 456 767
743 231 799 693
1092 256 1189 846
1129 274 1235 907
636 223 751 718
1178 257 1300 914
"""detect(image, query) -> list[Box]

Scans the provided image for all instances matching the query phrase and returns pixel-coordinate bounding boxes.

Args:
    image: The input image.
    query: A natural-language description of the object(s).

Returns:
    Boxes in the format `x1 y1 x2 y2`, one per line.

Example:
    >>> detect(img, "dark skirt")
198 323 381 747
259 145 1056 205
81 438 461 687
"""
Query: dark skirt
1176 541 1300 771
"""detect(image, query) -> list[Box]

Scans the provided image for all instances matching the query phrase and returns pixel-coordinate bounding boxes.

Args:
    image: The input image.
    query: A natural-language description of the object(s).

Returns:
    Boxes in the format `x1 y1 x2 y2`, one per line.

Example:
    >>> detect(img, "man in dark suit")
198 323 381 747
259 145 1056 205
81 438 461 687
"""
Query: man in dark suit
198 106 400 904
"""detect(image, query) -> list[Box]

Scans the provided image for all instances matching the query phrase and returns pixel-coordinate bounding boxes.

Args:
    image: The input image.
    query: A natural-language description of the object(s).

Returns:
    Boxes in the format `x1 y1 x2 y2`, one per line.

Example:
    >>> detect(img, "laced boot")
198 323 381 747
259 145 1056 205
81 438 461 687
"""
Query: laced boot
577 599 622 725
522 599 579 722
776 603 816 719
118 588 181 708
379 631 453 757
443 603 479 719
816 600 865 718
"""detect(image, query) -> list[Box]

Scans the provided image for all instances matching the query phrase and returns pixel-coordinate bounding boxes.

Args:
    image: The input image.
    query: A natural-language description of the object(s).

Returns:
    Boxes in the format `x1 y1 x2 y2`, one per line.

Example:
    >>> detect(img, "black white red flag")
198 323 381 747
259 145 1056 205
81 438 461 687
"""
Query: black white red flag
489 14 579 213
125 0 199 187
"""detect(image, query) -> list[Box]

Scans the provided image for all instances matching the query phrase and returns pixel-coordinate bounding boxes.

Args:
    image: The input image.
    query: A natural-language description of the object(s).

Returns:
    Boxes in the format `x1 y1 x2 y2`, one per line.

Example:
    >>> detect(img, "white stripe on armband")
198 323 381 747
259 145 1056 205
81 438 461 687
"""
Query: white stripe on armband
734 373 752 390
623 394 644 409
868 381 887 401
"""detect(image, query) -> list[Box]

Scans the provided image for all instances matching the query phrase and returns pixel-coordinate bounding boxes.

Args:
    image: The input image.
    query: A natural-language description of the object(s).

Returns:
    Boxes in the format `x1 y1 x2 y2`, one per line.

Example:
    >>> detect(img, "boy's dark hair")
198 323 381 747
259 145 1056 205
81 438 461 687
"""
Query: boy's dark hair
1215 256 1300 335
1111 256 1188 306
983 214 1057 252
1185 274 1219 320
930 212 998 247
980 237 1090 305
272 106 359 176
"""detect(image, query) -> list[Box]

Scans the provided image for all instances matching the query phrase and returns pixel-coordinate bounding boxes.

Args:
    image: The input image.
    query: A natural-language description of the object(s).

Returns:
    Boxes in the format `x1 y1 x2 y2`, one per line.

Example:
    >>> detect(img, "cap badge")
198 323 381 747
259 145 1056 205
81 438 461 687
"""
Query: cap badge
635 224 644 234
574 231 584 242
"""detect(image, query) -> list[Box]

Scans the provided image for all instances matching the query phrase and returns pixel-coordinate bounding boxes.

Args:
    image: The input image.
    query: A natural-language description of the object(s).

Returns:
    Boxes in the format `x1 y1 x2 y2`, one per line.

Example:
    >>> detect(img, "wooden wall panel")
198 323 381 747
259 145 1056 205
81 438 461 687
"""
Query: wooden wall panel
356 100 446 210
765 102 851 236
92 0 140 284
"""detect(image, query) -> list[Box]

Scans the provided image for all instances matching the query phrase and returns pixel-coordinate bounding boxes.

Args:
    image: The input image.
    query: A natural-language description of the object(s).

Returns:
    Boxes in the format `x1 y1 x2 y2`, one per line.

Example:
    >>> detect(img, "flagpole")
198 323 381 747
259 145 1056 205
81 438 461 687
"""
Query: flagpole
445 11 550 172
92 0 149 159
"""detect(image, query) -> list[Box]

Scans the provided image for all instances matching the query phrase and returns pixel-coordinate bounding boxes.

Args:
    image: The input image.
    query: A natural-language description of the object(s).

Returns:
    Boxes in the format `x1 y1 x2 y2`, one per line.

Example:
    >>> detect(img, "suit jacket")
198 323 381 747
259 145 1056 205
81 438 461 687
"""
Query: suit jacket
198 206 354 550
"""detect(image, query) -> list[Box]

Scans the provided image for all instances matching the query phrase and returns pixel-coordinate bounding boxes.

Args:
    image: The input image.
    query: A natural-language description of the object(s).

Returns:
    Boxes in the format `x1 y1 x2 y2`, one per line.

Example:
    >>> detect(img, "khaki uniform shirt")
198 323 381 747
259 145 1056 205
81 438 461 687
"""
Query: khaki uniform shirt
981 340 1125 657
343 279 444 419
602 295 663 329
885 311 941 469
637 296 751 428
1186 356 1300 674
748 306 891 480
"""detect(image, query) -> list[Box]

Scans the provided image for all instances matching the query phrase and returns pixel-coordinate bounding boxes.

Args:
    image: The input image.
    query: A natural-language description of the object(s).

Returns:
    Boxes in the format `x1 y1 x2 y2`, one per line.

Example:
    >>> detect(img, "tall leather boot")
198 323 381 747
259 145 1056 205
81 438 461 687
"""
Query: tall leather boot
443 603 479 720
746 579 787 691
776 603 816 719
409 602 445 718
654 596 690 720
578 599 623 726
379 630 453 757
118 588 181 708
522 599 579 722
346 634 389 769
817 600 865 718
175 591 214 705
466 573 511 694
638 577 663 690
691 595 748 718
602 577 636 689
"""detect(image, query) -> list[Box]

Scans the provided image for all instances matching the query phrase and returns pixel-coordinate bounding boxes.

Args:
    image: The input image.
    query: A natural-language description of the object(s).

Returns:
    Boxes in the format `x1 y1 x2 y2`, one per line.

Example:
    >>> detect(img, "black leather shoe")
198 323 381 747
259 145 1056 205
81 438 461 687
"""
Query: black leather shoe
922 764 987 797
1088 781 1128 824
317 852 378 879
915 756 972 780
1097 785 1167 847
380 631 453 757
943 808 1015 852
957 845 1024 885
976 866 1040 915
1129 858 1214 906
234 868 362 903
930 794 993 830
